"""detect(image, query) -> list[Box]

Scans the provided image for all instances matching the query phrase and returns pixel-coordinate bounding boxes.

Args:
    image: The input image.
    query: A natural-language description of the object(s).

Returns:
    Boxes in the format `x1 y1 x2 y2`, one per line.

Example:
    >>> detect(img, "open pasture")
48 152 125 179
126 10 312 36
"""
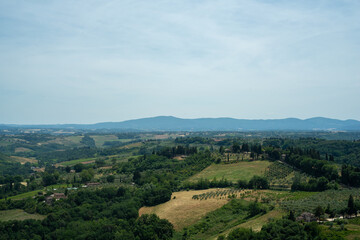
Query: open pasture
188 160 271 182
64 135 83 144
3 190 43 200
10 156 38 164
119 142 143 149
215 209 285 239
14 147 33 153
57 157 96 166
0 209 46 221
90 135 127 147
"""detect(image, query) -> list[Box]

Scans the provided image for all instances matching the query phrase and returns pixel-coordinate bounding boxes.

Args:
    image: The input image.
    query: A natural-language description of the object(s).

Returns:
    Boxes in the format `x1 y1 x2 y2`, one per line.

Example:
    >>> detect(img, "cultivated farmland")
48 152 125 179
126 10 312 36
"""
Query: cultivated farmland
188 160 271 182
0 209 46 221
139 189 230 230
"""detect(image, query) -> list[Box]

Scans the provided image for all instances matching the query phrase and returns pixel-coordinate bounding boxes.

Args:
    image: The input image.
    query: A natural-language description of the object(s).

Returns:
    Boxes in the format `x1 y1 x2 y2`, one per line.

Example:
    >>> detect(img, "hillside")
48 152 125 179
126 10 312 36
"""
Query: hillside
2 116 360 131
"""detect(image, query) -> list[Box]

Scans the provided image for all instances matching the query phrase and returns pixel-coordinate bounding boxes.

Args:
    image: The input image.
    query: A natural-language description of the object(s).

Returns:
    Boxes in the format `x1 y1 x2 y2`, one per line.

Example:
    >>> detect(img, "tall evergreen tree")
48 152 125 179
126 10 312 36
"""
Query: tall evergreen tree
348 194 356 215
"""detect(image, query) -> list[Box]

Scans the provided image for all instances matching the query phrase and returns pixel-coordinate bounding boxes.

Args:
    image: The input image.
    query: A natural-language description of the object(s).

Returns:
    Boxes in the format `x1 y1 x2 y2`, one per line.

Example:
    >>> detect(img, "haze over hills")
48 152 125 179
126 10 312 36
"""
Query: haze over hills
2 116 360 131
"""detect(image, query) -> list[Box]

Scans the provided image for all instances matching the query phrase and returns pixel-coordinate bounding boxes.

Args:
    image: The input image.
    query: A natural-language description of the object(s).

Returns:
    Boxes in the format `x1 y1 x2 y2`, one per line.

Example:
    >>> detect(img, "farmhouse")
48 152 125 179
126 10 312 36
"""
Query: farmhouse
86 182 101 187
45 193 67 204
296 212 316 222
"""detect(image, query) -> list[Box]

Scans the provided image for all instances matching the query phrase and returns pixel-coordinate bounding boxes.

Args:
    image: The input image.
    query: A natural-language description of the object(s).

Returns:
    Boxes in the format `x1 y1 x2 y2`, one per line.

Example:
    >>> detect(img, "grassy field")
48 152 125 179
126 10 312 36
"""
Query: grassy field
213 209 286 239
172 198 254 240
234 209 285 231
64 135 83 144
45 183 72 190
345 217 360 239
10 156 38 164
167 189 311 239
0 140 11 147
14 147 33 153
57 157 96 166
193 189 318 206
119 142 143 149
139 189 230 230
242 189 318 203
188 161 272 182
90 135 121 147
3 184 72 201
281 189 360 215
0 209 46 221
3 190 43 201
57 151 135 167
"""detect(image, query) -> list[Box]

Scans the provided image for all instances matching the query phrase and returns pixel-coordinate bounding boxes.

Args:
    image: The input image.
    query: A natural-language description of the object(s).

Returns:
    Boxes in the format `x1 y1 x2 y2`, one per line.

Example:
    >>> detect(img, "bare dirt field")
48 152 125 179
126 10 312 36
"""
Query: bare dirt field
139 189 231 230
173 155 187 161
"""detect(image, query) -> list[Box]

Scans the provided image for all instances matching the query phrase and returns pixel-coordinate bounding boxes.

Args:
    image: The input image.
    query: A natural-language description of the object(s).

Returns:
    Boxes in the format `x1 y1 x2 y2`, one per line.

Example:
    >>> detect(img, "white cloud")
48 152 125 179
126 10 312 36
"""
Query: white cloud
1 0 360 123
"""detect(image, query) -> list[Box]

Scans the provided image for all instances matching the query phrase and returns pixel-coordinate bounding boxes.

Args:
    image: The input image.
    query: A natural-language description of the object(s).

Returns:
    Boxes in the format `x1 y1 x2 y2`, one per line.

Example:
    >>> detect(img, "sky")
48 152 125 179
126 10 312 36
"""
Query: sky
1 0 360 124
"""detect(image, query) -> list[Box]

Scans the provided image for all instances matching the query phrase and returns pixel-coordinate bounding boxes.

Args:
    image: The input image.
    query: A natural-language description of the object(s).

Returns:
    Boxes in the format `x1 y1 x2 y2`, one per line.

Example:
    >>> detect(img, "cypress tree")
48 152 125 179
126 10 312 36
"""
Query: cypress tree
348 194 356 215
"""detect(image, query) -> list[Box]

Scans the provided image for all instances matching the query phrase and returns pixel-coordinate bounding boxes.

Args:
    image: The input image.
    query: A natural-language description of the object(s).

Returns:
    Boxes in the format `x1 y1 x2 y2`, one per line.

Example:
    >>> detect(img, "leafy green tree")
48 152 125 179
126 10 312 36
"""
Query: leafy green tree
259 219 307 240
227 228 257 240
237 179 248 189
42 172 58 186
133 170 141 184
142 186 172 206
316 177 329 191
134 214 174 240
80 169 93 183
114 229 135 240
74 163 84 173
80 135 96 148
291 173 302 191
248 200 265 217
304 222 321 239
314 206 324 219
241 143 250 152
232 142 241 153
107 175 115 183
325 203 335 218
248 175 269 189
95 159 106 168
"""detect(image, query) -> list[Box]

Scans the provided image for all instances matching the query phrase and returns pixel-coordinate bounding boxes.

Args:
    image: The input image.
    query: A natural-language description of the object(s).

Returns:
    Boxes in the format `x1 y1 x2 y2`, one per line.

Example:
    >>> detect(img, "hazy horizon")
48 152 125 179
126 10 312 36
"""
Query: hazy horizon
1 1 360 124
2 115 360 126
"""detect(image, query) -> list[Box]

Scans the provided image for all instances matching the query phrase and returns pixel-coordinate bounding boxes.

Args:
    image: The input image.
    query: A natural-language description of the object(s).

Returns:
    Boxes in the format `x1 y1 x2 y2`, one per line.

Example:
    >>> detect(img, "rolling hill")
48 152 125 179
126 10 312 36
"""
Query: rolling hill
2 116 360 131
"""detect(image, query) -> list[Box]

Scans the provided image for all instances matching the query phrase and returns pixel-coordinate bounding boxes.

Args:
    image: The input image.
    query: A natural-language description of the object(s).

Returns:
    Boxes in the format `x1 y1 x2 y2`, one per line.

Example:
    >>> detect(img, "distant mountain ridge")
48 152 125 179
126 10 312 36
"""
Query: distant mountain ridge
2 116 360 131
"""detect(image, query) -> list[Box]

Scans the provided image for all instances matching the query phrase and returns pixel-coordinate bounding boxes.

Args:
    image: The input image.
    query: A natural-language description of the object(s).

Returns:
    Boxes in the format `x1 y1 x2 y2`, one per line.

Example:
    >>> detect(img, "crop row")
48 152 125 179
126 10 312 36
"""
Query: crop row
281 189 360 215
265 161 293 181
192 189 253 200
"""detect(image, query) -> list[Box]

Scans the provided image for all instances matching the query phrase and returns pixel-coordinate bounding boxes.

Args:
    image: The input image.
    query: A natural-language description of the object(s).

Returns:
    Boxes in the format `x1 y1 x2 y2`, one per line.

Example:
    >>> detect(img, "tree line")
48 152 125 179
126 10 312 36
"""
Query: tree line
0 186 174 239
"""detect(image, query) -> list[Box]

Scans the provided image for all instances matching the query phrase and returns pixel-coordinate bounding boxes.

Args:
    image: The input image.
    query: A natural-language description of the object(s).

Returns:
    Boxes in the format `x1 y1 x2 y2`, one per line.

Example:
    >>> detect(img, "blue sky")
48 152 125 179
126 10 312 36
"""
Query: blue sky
1 0 360 124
